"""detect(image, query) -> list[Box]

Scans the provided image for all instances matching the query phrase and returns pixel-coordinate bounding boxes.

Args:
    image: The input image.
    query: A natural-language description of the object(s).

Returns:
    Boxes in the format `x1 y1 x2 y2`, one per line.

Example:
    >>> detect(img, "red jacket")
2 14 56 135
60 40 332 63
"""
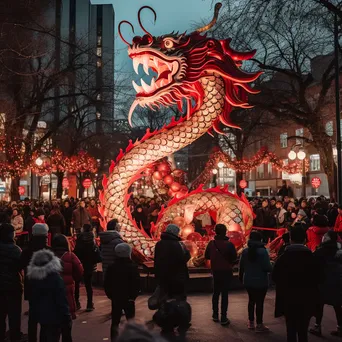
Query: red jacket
334 215 342 233
55 250 83 319
88 206 100 221
306 226 330 252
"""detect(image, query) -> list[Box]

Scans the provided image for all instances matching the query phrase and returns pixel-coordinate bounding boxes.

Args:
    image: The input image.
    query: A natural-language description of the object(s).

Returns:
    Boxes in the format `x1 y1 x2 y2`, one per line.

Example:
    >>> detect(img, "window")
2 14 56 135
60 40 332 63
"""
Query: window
325 121 333 137
0 113 5 130
97 36 102 46
96 59 102 68
257 164 264 178
249 169 253 180
310 154 320 171
96 47 102 57
96 94 102 100
268 163 272 177
96 112 101 119
282 159 289 180
280 133 288 148
296 128 304 145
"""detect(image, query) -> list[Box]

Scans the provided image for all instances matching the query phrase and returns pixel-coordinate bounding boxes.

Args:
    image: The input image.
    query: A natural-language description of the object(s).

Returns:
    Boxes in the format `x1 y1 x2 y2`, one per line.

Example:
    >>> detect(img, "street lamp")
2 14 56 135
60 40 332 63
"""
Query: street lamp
288 148 307 198
35 157 43 166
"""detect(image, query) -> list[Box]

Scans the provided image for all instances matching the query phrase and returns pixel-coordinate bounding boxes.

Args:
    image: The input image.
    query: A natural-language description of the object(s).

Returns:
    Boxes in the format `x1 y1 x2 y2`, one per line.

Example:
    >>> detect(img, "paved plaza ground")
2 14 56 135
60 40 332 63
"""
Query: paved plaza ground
20 287 341 342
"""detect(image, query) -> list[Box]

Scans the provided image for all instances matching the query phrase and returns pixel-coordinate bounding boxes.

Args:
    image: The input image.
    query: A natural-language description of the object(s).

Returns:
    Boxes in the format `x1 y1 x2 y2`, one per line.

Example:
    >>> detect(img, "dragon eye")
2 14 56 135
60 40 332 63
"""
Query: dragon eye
164 39 174 49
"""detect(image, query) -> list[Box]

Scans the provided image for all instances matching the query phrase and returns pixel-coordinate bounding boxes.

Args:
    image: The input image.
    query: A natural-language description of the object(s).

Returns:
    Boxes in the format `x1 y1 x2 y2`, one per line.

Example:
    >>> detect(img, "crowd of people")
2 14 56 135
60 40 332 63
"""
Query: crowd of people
0 190 342 342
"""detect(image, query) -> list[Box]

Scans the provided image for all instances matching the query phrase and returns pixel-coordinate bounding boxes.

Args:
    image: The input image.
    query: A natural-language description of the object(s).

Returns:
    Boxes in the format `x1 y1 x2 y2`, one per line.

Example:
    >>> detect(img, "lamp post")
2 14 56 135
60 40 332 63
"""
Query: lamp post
35 156 52 201
288 148 306 198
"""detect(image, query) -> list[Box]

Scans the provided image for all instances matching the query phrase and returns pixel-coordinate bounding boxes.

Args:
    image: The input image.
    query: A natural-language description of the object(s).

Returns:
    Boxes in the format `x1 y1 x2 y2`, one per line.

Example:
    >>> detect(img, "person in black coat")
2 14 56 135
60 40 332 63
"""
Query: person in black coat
309 231 342 337
272 226 322 342
154 224 190 300
62 200 73 236
20 223 51 342
0 224 24 342
104 243 140 341
254 199 274 242
74 224 101 311
27 249 71 342
205 224 237 325
47 205 65 239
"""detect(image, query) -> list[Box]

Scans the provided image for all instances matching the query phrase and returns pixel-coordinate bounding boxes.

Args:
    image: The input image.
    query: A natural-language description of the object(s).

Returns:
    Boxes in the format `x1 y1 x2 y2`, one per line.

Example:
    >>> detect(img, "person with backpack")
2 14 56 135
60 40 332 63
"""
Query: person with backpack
239 231 272 332
104 243 140 341
309 231 342 337
74 224 101 311
52 235 83 341
204 224 237 325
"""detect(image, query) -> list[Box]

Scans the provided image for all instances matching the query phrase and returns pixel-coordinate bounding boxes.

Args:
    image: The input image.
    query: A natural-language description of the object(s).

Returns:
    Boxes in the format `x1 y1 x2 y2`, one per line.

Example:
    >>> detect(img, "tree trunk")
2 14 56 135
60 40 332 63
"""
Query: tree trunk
56 171 64 199
236 171 243 196
10 176 20 201
78 173 84 198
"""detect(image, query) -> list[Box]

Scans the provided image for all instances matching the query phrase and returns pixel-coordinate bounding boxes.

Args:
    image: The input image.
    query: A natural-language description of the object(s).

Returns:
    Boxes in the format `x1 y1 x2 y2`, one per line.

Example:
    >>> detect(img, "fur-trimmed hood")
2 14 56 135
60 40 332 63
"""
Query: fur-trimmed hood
27 249 62 280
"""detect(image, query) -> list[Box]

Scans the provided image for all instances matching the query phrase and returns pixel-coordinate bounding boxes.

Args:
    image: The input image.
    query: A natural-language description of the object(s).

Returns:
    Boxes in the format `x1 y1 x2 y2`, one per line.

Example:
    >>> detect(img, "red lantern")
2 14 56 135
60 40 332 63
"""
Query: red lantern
157 162 171 173
163 175 174 185
18 186 25 196
311 177 321 189
170 182 181 192
152 171 163 180
82 178 92 189
168 188 176 197
62 177 69 189
239 179 248 189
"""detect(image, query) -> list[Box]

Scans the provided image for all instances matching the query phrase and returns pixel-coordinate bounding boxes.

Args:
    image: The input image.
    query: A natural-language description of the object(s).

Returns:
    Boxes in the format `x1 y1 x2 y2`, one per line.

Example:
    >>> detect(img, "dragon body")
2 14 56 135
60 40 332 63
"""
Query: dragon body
100 4 261 258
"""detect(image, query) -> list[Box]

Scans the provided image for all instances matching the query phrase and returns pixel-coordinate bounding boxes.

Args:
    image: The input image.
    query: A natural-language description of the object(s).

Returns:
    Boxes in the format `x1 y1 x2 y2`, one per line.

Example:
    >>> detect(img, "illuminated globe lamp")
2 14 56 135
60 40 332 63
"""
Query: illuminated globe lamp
35 157 43 166
217 161 224 169
297 149 306 160
288 150 297 161
212 168 218 175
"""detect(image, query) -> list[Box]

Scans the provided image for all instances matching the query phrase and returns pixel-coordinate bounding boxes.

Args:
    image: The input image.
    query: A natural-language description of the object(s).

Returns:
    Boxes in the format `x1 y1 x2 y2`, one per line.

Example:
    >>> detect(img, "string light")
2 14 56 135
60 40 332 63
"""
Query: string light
192 147 309 189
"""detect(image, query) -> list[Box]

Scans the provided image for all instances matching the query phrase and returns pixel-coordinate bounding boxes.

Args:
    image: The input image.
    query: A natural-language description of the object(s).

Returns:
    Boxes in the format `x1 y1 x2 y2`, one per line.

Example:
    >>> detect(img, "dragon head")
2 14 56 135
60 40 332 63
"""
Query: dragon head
120 3 262 133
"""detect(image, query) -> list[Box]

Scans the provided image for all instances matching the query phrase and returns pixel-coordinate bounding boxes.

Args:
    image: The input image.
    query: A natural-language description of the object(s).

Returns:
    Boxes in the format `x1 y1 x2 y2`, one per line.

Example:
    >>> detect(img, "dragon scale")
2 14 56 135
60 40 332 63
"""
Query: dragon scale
103 75 225 257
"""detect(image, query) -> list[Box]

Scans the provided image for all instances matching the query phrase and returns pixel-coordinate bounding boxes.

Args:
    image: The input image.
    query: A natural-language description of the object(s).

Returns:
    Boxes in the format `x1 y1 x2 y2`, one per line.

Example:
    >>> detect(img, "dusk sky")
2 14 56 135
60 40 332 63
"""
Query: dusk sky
91 0 216 73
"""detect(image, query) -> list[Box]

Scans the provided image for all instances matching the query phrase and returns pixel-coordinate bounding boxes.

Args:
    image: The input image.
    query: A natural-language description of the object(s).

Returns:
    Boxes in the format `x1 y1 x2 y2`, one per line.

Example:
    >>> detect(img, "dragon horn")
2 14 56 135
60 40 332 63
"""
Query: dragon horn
195 2 222 33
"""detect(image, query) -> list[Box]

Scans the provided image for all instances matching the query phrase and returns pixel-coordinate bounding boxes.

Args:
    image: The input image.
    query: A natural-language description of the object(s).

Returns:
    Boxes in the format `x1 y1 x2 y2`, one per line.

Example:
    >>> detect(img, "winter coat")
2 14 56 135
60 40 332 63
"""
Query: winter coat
274 208 287 228
62 207 73 230
20 236 51 300
104 258 140 302
87 206 100 222
74 231 98 275
334 215 342 233
306 226 330 252
254 208 273 228
24 216 35 236
47 213 65 236
239 240 272 289
72 208 92 231
27 249 71 325
328 208 338 228
0 236 23 293
204 236 237 272
11 215 23 233
314 241 342 306
53 248 83 319
154 232 190 292
99 230 124 276
272 244 321 318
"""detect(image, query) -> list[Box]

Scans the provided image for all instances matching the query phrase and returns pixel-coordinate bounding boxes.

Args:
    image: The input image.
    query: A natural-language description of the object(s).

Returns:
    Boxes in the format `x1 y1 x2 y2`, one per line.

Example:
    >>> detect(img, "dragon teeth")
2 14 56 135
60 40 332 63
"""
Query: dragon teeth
142 55 150 75
132 80 142 93
141 78 151 93
153 57 159 69
133 58 140 74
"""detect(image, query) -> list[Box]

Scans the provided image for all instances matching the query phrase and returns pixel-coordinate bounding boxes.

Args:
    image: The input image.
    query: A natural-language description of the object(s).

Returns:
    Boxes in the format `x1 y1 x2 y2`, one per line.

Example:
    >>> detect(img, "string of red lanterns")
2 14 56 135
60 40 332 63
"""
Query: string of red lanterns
191 147 310 189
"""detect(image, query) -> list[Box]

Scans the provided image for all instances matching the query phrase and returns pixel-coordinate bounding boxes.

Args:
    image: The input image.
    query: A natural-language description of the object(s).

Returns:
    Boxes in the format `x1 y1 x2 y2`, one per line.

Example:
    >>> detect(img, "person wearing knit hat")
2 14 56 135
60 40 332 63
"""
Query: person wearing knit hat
115 243 132 259
0 223 24 342
154 224 191 302
104 243 140 340
32 223 49 237
165 224 180 237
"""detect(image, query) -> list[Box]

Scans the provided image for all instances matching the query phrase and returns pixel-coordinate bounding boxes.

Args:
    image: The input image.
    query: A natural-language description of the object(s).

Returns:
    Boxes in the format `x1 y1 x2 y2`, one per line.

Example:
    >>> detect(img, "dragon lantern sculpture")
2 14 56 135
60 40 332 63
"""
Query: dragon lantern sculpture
99 3 262 259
